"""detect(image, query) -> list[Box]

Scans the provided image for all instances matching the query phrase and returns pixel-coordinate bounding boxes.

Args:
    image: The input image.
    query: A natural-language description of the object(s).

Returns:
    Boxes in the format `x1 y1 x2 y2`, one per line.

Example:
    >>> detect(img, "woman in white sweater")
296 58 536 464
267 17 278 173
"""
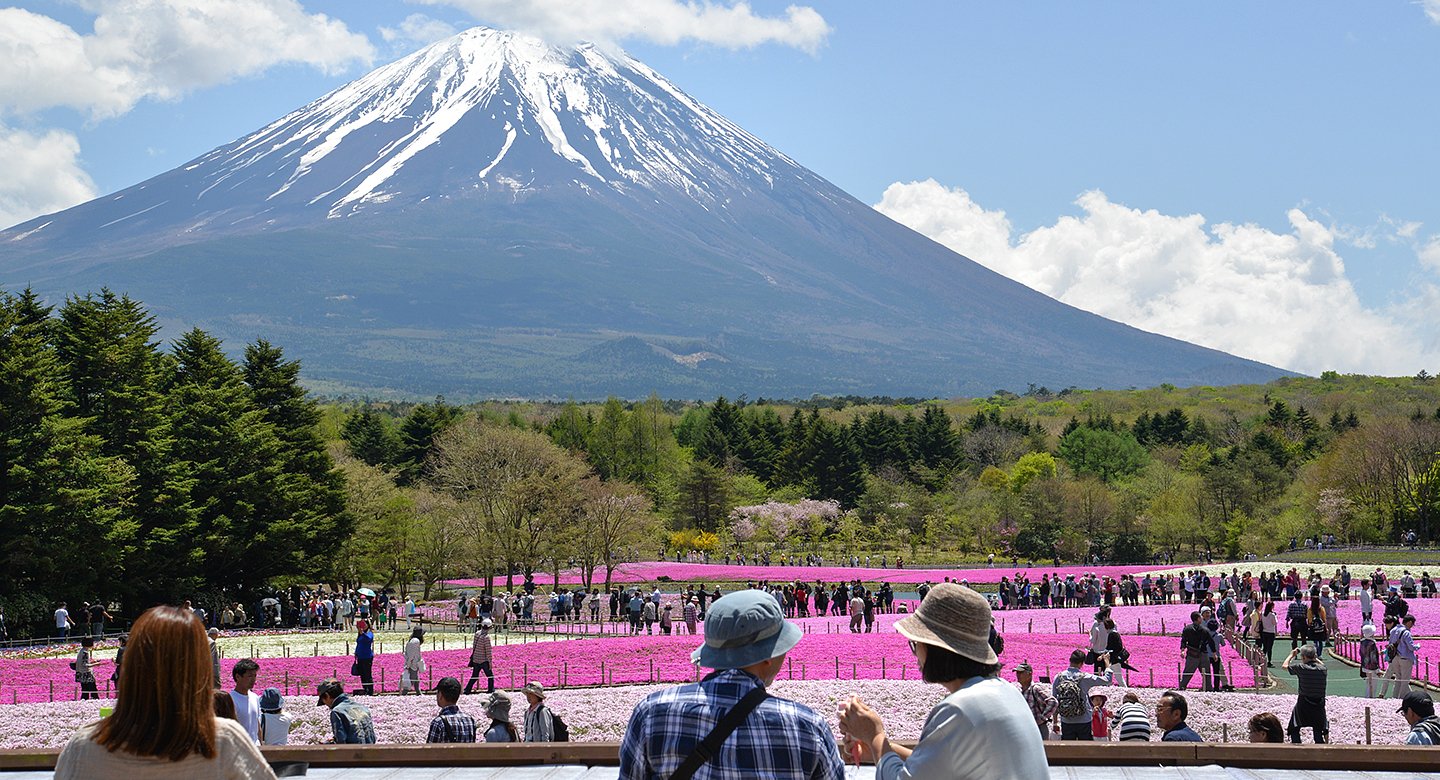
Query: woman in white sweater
54 605 276 780
402 628 426 695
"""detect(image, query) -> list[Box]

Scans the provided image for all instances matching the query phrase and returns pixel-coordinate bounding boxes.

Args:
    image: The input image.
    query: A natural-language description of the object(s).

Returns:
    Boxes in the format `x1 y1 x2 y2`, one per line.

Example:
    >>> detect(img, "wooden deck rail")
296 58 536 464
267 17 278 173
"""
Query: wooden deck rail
1 742 1438 772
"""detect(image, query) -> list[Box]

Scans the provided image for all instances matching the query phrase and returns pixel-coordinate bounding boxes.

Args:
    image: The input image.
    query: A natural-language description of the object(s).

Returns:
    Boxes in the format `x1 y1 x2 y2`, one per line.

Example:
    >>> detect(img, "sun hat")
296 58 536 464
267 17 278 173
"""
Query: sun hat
486 691 514 723
1015 661 1034 674
481 618 493 629
1362 624 1376 638
892 583 996 665
260 687 284 713
521 681 547 700
691 589 803 670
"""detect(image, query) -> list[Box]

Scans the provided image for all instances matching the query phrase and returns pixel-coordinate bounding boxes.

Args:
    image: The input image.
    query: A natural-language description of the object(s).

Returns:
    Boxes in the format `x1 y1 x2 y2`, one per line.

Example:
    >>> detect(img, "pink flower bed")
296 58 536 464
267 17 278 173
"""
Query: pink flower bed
0 625 1268 703
446 562 1162 588
0 681 1414 748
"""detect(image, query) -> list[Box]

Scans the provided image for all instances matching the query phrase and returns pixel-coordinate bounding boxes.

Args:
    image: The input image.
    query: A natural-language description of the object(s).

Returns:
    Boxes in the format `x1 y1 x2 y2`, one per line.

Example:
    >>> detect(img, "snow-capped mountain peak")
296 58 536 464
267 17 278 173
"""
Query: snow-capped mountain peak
186 26 801 219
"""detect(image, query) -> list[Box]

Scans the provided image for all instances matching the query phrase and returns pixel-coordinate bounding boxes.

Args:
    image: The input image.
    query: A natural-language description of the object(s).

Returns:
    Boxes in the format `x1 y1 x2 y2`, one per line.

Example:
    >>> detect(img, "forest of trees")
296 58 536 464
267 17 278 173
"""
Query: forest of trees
6 288 1440 630
0 289 344 629
339 381 1440 587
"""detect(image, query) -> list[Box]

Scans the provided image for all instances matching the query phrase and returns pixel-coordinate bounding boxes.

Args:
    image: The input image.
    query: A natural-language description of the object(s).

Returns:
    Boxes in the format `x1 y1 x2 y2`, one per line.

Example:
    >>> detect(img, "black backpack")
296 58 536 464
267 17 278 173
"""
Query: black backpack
549 708 569 742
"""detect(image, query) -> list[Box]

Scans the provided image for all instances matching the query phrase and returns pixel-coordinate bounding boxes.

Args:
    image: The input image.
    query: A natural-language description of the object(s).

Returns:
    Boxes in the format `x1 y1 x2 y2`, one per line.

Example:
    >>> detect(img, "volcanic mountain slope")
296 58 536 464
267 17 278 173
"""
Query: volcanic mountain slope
0 27 1293 398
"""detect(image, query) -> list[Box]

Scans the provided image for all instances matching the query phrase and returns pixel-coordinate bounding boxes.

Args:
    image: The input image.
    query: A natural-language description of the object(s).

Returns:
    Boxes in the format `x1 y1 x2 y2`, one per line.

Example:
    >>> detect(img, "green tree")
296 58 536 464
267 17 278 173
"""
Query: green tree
1057 426 1149 483
804 418 867 508
429 420 589 590
395 397 464 484
0 290 132 608
341 409 398 466
242 341 348 583
166 329 288 596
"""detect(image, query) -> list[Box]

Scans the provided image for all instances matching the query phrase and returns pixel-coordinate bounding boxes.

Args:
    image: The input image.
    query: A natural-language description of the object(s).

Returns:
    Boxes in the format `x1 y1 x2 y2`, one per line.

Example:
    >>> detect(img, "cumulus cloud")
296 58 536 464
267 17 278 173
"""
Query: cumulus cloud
414 0 830 53
0 1 375 119
380 13 460 49
876 179 1440 376
0 124 98 229
1421 235 1440 272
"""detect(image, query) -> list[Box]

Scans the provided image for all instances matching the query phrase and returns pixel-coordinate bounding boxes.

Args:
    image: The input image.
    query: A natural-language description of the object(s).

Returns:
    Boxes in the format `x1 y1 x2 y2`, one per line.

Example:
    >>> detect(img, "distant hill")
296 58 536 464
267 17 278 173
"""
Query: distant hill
0 27 1294 399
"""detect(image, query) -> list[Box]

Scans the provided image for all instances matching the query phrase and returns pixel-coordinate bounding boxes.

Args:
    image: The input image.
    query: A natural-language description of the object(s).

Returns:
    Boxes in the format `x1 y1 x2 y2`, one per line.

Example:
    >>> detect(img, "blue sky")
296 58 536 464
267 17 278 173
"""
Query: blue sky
2 1 1438 375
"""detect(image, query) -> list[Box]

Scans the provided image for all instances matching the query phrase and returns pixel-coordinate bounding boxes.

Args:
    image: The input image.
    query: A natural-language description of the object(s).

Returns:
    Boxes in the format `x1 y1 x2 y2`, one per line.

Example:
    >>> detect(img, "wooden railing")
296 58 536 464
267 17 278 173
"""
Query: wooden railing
2 742 1439 772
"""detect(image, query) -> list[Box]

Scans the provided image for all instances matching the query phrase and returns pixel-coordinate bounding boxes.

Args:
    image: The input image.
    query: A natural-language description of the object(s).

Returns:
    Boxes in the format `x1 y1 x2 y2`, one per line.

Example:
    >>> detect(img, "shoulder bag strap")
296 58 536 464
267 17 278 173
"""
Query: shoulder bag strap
671 687 769 780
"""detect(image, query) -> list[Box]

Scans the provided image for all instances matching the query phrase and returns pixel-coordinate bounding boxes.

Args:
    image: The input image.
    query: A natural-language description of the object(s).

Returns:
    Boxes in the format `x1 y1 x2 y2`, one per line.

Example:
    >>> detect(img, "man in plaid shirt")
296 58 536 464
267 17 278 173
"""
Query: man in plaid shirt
426 677 476 743
620 590 844 779
1014 661 1057 739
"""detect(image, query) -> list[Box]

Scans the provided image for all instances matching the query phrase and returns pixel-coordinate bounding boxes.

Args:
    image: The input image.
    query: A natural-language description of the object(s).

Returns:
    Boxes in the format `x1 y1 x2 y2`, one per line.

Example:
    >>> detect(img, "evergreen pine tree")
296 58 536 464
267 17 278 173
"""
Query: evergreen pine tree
341 409 398 466
395 397 463 484
0 290 131 605
803 418 867 508
53 291 190 606
167 329 287 595
243 340 349 583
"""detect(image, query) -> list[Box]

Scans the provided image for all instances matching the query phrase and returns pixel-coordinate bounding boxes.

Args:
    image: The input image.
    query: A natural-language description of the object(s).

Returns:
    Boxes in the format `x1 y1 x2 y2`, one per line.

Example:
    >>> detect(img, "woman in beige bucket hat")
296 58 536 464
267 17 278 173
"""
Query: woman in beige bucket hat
837 583 1048 779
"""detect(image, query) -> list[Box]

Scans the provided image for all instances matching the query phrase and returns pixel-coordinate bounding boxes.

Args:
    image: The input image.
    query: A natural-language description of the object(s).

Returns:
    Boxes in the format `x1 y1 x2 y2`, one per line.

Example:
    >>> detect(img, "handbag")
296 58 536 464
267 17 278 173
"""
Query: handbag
350 661 361 676
670 687 769 780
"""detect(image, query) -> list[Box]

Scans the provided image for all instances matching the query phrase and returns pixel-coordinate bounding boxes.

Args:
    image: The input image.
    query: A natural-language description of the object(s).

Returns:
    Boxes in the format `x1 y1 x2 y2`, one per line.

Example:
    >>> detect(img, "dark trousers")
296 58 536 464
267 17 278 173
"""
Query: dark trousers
465 661 495 694
1260 631 1276 664
1060 721 1093 741
355 657 374 695
1288 701 1329 743
1290 624 1307 649
79 677 100 700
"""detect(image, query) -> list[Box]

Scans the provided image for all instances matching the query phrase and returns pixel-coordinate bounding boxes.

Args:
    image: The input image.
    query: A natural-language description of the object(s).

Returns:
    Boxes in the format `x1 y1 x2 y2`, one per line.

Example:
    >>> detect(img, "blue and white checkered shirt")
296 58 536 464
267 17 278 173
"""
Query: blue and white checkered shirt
426 705 477 743
618 669 844 780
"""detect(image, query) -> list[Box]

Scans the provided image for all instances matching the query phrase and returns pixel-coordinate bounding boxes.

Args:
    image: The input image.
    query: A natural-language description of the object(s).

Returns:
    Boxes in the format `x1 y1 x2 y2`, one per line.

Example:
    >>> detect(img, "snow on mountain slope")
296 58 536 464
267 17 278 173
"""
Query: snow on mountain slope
194 28 801 218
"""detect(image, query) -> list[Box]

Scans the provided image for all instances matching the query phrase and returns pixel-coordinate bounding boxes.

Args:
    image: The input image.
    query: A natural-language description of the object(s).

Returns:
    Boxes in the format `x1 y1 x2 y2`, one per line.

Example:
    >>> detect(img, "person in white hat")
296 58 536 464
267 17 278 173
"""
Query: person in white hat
838 582 1047 779
1359 623 1383 698
618 589 843 779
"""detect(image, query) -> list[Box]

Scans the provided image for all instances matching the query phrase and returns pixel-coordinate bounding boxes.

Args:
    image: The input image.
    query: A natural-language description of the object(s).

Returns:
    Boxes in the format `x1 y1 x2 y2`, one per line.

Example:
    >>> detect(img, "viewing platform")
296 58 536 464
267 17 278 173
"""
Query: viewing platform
2 742 1439 778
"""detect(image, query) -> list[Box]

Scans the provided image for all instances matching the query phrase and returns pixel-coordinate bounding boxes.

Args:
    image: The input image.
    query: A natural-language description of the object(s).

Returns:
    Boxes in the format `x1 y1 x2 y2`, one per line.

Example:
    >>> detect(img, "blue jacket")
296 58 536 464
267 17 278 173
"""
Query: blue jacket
329 694 377 744
355 630 374 660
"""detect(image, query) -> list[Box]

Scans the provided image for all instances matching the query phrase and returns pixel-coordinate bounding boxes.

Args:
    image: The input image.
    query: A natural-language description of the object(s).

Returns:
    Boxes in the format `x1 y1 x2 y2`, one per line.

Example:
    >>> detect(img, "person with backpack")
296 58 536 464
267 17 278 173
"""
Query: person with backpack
521 682 568 742
1360 623 1384 698
618 590 843 779
425 677 476 743
1286 593 1308 651
1052 648 1114 740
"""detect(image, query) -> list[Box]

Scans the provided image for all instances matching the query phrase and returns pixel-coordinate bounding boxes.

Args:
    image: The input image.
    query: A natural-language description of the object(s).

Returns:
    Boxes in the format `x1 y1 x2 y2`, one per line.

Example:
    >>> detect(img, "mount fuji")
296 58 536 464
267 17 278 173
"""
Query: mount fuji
0 27 1291 398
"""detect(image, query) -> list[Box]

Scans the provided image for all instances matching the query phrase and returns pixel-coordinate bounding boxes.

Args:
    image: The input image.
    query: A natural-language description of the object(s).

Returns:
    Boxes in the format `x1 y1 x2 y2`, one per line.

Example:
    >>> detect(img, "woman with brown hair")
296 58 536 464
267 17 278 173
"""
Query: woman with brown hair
54 605 276 779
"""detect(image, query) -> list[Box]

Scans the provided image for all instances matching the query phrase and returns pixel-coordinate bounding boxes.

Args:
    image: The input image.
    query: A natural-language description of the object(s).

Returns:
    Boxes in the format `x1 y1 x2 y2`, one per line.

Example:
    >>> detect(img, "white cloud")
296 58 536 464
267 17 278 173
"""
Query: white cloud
380 14 460 49
414 0 830 53
0 124 98 229
0 1 375 119
1423 0 1440 24
876 179 1440 376
1421 235 1440 272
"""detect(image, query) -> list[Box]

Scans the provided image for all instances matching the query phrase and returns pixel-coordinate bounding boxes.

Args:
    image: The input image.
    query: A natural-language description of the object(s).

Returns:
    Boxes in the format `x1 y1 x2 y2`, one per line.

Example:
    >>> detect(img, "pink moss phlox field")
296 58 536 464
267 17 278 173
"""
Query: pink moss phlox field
445 561 1163 588
0 623 1266 703
0 681 1414 749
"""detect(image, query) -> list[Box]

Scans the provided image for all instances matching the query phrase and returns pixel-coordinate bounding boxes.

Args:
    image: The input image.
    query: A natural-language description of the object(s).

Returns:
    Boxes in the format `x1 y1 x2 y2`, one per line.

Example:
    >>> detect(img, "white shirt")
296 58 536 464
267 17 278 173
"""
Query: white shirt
1360 589 1374 612
877 677 1049 780
259 711 292 745
229 690 261 743
55 608 69 628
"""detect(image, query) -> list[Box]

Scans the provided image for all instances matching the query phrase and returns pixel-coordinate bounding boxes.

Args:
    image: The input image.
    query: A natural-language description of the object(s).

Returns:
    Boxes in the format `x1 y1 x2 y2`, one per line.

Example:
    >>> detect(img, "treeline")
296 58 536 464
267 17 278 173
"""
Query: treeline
335 385 1439 569
0 289 344 628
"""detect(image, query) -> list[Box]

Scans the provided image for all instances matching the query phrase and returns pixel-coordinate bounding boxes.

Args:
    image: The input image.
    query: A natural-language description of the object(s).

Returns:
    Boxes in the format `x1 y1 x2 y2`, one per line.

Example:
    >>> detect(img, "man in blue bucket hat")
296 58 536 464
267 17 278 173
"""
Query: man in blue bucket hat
619 589 843 780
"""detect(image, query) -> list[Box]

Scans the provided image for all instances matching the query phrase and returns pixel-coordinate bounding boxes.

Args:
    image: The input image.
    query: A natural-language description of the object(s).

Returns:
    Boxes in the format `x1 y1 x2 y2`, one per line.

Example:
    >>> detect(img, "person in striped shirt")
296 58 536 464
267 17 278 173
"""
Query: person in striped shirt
1110 692 1151 741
